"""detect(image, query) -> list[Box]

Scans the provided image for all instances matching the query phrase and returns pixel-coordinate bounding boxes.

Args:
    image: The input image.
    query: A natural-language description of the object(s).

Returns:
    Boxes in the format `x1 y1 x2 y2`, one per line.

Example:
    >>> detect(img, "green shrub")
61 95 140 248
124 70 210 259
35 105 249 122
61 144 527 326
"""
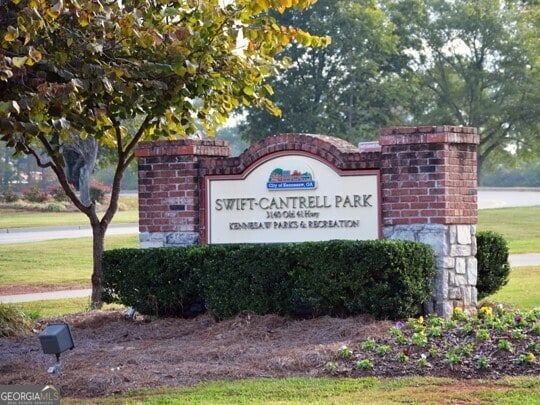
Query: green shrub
1 188 20 203
46 202 67 212
103 240 436 320
49 185 69 202
90 181 110 204
7 200 43 210
22 185 48 203
476 231 511 300
102 247 204 317
0 304 32 337
289 240 436 319
198 244 297 318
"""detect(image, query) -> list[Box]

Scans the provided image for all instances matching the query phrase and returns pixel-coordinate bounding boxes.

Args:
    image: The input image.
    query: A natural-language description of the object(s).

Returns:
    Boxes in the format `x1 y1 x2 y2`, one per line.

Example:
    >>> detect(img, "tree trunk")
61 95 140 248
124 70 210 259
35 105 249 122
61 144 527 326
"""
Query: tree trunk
79 163 92 206
91 222 106 309
0 146 8 190
66 136 98 207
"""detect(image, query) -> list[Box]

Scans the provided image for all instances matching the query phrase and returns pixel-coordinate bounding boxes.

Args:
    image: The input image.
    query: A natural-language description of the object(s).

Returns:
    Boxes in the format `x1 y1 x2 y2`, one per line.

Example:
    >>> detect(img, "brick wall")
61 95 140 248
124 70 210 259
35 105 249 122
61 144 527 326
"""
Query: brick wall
199 133 381 175
135 139 230 246
136 134 381 243
380 126 479 226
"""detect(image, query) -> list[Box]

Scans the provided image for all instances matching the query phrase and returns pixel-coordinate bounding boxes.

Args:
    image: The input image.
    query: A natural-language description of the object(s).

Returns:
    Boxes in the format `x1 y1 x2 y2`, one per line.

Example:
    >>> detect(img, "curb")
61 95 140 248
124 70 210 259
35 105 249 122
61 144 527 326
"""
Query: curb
0 223 137 234
479 187 540 192
0 289 92 304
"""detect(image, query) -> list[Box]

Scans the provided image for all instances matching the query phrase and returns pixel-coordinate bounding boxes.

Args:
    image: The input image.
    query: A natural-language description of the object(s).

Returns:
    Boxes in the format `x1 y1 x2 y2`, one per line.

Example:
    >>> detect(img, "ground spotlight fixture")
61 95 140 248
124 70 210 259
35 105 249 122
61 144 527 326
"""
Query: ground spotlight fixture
126 307 136 319
39 323 75 375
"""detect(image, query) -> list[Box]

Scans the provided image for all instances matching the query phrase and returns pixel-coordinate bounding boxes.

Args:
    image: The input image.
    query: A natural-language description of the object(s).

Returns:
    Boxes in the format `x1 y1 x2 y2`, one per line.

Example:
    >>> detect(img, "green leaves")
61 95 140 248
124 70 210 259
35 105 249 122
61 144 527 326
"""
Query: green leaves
403 0 540 172
0 101 20 116
241 0 404 143
242 86 255 96
0 0 329 163
102 239 435 320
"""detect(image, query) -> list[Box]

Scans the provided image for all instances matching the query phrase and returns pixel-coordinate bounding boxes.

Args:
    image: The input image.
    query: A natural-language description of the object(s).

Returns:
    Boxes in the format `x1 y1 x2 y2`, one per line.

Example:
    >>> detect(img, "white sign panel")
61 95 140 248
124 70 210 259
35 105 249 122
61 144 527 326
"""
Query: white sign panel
206 154 380 244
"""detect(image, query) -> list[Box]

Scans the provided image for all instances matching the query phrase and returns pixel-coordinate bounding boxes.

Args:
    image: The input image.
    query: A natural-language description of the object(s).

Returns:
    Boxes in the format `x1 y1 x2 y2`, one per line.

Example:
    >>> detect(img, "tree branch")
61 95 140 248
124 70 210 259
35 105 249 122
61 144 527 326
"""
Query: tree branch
123 114 152 157
100 114 151 228
36 133 94 217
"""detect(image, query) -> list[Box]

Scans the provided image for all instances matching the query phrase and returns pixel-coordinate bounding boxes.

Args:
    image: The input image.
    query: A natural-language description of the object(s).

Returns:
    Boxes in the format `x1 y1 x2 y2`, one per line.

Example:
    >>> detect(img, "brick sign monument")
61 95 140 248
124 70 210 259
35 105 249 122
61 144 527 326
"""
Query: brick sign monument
136 126 479 317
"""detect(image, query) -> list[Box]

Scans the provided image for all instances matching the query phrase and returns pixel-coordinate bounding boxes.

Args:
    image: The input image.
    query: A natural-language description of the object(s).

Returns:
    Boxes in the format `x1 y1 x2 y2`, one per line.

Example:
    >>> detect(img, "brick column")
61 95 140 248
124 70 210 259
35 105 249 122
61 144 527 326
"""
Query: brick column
379 126 479 317
135 139 230 248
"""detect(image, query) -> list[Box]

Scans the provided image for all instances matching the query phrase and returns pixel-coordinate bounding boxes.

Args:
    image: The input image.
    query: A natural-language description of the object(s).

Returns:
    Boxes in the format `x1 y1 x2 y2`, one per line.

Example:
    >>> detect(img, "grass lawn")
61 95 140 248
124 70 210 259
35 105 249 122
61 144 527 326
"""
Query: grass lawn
92 376 540 404
478 206 540 254
13 297 124 319
0 209 138 228
0 234 138 288
484 266 540 310
0 196 138 229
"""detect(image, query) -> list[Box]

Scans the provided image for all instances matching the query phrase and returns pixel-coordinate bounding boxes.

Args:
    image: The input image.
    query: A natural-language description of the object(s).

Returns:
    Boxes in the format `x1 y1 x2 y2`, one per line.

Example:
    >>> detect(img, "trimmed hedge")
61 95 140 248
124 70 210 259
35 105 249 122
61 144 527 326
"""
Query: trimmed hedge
102 247 204 316
476 231 511 300
102 240 436 320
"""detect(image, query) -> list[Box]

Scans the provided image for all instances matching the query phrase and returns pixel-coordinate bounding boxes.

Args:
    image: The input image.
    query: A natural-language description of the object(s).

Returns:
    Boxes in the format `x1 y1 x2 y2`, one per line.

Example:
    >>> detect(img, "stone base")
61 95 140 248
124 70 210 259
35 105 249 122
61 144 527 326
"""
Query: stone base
384 224 477 318
140 232 199 248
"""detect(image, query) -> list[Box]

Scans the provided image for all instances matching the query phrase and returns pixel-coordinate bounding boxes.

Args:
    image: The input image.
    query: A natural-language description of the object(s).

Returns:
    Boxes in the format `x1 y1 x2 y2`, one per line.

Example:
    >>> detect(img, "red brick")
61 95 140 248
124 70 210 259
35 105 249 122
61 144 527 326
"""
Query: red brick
400 195 419 203
392 218 411 225
426 133 447 143
390 203 410 210
135 148 150 157
410 202 429 210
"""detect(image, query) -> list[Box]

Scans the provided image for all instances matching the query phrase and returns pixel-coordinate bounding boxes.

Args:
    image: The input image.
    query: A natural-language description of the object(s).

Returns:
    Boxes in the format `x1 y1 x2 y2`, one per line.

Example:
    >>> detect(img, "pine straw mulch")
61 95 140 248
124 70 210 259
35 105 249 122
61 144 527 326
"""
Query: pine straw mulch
0 309 538 399
0 310 390 398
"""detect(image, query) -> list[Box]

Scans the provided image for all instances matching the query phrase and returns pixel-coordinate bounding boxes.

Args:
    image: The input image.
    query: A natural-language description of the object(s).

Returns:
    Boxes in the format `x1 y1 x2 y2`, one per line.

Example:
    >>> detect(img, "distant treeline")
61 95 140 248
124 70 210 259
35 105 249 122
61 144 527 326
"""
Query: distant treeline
481 162 540 188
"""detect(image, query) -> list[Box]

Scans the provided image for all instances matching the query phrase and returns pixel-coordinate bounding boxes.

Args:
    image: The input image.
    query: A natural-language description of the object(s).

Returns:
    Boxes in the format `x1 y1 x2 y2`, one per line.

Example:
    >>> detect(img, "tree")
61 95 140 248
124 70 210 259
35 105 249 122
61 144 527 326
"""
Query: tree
241 0 410 144
216 125 248 156
399 0 540 175
0 0 329 308
0 143 15 190
63 136 98 205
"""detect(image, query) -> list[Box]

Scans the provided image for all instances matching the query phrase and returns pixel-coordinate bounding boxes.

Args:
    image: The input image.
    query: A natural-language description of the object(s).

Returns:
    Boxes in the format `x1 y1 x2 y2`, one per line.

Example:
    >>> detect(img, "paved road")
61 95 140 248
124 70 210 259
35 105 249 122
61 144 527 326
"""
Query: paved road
0 289 92 304
0 223 138 244
478 188 540 209
509 253 540 268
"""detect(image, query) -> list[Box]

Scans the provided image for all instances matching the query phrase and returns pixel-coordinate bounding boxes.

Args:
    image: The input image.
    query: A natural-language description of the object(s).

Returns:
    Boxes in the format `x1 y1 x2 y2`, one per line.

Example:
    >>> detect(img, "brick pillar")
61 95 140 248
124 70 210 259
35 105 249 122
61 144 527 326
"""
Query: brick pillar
379 126 479 317
135 139 230 248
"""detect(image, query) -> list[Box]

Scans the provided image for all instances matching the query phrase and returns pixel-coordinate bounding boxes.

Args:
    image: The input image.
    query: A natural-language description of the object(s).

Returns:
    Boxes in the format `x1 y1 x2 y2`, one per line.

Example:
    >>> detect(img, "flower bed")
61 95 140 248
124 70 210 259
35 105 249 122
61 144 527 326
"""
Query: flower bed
326 305 540 378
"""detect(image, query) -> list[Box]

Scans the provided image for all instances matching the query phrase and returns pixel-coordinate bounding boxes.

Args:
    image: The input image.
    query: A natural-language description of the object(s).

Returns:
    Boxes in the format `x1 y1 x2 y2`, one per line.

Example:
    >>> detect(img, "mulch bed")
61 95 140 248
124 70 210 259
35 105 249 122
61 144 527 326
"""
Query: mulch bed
0 309 538 399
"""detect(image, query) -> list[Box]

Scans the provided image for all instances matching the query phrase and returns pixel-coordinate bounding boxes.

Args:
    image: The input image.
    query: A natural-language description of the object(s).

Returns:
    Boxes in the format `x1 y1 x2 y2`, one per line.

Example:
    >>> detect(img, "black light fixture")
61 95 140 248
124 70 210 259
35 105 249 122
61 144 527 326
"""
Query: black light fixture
39 323 75 375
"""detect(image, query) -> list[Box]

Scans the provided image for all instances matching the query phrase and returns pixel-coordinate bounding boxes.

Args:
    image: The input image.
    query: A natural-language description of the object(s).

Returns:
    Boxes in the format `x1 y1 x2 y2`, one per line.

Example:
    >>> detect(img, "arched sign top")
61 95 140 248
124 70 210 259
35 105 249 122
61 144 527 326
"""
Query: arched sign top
200 133 379 177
